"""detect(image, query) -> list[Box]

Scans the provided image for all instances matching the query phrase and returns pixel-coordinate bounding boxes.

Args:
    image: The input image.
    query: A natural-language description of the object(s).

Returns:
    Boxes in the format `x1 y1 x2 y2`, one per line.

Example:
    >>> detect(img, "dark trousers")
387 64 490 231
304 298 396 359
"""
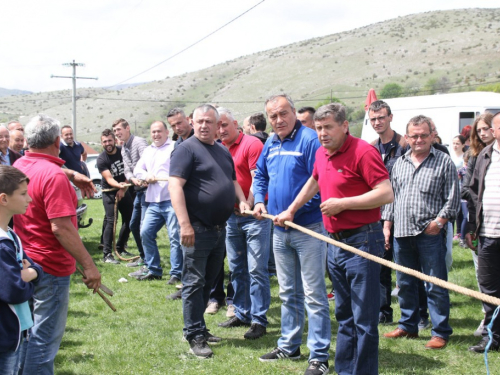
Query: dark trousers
102 190 133 257
209 248 234 305
380 221 393 319
478 236 500 344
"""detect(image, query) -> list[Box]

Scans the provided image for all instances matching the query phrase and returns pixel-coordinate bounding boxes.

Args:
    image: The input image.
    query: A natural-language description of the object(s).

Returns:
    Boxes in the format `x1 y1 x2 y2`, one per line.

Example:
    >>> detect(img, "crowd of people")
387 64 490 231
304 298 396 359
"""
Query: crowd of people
1 94 499 375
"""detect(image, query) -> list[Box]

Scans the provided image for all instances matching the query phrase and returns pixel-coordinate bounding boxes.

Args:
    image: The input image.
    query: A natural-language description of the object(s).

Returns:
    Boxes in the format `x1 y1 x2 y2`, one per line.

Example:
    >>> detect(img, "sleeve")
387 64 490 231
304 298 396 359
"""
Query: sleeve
0 242 35 304
44 173 77 220
461 156 476 201
359 148 390 188
96 154 108 174
122 147 133 181
252 142 270 204
247 138 263 171
381 161 399 222
305 137 321 176
467 157 480 232
437 157 460 220
133 148 149 180
169 144 193 180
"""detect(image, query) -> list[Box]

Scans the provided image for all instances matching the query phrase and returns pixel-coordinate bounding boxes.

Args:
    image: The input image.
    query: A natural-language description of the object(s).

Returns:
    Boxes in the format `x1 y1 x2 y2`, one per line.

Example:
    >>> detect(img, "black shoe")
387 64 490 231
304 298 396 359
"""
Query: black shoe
218 316 251 328
167 276 181 285
166 290 182 300
304 361 329 375
137 273 162 281
259 347 301 362
468 337 500 353
379 314 393 325
206 331 222 343
103 254 120 264
189 335 213 359
244 323 266 340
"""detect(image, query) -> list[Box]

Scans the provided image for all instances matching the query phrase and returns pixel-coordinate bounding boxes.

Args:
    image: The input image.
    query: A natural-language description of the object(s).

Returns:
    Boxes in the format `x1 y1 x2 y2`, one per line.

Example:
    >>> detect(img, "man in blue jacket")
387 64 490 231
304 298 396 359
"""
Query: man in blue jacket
253 94 330 375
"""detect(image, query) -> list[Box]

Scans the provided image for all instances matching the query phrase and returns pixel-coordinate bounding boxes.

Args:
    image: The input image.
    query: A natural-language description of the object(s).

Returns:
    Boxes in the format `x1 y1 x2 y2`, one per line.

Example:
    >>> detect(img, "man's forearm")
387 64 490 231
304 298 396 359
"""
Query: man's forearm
289 177 319 214
169 185 191 226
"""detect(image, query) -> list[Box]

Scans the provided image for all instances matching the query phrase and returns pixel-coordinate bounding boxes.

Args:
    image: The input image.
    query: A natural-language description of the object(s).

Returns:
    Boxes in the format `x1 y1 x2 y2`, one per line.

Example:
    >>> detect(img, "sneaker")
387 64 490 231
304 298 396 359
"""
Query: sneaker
474 319 485 337
206 332 222 343
205 301 220 315
459 239 469 249
189 335 213 359
327 291 335 301
468 336 500 353
166 290 182 300
103 254 120 264
304 360 329 375
418 318 431 331
167 276 181 285
453 234 460 240
175 283 183 290
226 304 236 318
391 286 400 297
126 258 144 268
136 273 162 281
259 347 301 362
244 323 266 340
379 314 393 325
118 250 136 258
128 266 148 278
218 316 251 328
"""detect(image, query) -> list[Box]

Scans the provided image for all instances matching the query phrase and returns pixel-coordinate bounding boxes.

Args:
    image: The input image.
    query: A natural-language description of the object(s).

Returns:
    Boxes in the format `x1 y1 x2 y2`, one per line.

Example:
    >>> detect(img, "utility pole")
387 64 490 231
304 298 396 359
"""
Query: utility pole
51 60 98 140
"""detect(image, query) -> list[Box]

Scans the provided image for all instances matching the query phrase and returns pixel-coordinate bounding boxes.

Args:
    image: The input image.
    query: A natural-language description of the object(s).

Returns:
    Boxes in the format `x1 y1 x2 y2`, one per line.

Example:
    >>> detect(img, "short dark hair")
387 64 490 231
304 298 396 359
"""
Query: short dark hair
166 108 186 118
249 113 267 132
297 107 315 116
368 100 392 116
101 129 115 138
0 165 29 195
60 125 72 133
406 115 432 134
112 118 129 129
314 103 346 124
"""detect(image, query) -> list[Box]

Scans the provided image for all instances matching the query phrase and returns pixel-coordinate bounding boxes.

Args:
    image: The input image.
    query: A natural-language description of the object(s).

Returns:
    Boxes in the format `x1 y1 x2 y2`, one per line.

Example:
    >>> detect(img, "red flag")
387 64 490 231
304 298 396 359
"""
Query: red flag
364 89 378 111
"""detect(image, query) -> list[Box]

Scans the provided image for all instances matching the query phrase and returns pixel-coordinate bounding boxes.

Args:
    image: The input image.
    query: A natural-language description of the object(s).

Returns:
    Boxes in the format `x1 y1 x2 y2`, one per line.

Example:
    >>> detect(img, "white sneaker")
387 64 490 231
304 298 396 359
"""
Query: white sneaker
205 301 219 314
226 304 236 318
474 319 485 337
391 286 400 297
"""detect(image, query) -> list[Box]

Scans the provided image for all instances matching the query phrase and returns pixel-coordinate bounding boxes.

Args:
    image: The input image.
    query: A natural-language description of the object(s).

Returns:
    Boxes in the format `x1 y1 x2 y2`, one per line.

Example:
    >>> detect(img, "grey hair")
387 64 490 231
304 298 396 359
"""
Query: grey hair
406 115 433 134
314 103 346 124
25 114 60 149
264 94 295 115
166 108 186 118
193 104 219 122
217 107 235 122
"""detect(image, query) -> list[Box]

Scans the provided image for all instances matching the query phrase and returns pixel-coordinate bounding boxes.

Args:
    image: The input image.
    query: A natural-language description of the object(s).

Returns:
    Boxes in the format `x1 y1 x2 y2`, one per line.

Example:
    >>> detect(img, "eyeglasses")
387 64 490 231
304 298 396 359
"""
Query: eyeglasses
407 134 431 140
369 116 386 123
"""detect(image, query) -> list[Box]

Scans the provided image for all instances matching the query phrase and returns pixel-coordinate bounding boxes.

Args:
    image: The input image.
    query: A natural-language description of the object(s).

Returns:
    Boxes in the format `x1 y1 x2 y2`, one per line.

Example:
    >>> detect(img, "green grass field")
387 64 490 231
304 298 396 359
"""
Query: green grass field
56 199 499 374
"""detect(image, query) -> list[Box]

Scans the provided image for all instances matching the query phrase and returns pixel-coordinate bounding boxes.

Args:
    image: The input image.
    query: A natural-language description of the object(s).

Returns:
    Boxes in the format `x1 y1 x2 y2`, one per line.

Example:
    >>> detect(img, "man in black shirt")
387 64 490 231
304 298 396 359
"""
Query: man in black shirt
96 129 134 264
169 104 250 359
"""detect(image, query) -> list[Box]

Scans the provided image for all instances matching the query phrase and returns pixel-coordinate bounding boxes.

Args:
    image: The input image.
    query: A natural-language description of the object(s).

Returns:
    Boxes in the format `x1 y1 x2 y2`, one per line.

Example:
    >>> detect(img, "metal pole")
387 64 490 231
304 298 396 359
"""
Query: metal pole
72 60 77 139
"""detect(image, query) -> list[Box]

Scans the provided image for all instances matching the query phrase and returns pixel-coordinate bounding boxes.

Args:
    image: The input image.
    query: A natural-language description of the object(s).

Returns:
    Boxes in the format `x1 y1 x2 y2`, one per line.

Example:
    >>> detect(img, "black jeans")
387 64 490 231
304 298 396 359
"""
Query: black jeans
478 236 500 344
102 190 133 257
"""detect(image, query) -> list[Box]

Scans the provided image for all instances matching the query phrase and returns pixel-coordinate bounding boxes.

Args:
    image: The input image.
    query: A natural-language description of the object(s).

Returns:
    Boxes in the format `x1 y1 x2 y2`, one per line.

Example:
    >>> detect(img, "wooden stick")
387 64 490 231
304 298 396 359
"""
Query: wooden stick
76 266 116 312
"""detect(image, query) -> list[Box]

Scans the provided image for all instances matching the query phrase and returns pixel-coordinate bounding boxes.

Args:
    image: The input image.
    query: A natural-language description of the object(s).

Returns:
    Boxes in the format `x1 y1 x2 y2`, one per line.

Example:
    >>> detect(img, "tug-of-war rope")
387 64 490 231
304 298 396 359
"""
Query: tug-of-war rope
243 211 500 374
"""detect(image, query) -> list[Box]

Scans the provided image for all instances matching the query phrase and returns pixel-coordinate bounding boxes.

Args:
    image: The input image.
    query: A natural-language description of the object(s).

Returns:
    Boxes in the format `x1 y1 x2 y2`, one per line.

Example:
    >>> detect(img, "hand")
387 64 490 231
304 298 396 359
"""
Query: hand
82 264 101 293
131 177 146 187
73 174 96 199
180 223 195 247
320 198 346 217
274 209 294 229
252 203 267 220
424 221 441 235
116 188 126 202
383 227 391 250
239 200 251 217
22 259 31 269
21 267 38 282
465 232 477 251
146 174 157 184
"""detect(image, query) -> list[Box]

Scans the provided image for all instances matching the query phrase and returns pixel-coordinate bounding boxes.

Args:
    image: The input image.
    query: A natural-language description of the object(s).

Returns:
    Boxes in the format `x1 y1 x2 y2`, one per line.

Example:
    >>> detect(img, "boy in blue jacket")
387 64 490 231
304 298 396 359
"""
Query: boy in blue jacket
0 165 43 374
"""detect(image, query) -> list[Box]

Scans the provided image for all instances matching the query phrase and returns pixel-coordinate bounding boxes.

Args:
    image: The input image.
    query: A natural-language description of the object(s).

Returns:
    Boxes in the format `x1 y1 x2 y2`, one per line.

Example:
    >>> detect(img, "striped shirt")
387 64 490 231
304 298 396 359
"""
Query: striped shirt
479 143 500 238
122 134 148 181
382 147 460 238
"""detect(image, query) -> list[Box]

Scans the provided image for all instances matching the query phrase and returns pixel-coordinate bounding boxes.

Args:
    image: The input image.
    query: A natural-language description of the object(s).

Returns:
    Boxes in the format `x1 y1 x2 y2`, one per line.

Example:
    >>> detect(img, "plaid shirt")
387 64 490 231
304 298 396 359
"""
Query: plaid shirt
122 134 148 181
382 147 460 237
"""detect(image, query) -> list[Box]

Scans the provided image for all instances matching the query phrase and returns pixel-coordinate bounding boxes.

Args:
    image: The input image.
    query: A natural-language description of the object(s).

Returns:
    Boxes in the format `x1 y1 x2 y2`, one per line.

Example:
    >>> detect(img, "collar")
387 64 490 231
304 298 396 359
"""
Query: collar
403 145 436 161
24 151 66 167
1 148 9 156
323 132 352 157
151 138 171 149
377 130 398 148
124 134 135 149
272 120 302 142
60 139 79 147
223 132 244 147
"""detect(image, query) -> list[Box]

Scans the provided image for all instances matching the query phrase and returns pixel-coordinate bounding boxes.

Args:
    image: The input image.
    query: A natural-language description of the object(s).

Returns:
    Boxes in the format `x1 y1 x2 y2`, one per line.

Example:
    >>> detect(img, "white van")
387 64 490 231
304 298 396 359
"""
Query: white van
361 91 500 146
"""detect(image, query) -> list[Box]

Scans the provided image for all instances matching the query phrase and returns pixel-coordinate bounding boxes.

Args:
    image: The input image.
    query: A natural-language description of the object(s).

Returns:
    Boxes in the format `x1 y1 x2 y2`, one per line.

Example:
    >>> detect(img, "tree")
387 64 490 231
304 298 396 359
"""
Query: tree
379 83 403 99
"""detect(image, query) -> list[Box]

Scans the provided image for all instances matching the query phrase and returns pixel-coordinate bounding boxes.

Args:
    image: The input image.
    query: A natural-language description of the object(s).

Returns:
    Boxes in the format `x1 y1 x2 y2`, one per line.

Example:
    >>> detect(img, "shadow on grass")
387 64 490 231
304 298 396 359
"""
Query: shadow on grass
67 310 91 318
379 348 446 373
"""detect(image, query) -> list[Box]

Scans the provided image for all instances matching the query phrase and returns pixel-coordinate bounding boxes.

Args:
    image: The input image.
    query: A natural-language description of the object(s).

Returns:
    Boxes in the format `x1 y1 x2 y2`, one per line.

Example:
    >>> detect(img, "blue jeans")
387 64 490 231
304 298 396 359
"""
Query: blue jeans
129 190 147 259
329 222 383 375
394 230 452 340
182 223 226 341
0 337 23 375
273 222 330 362
140 201 181 277
226 214 271 326
18 274 70 375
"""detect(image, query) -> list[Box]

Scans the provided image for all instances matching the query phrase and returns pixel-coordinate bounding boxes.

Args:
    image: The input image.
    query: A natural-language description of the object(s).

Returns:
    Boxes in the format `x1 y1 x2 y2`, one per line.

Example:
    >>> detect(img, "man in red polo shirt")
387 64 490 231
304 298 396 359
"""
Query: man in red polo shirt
275 103 393 375
216 107 271 340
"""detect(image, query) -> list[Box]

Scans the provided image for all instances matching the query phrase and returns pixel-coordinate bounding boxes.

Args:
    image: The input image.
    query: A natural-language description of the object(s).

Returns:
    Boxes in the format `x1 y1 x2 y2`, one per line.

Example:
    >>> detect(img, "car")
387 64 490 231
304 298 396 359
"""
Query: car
84 154 103 199
73 183 93 229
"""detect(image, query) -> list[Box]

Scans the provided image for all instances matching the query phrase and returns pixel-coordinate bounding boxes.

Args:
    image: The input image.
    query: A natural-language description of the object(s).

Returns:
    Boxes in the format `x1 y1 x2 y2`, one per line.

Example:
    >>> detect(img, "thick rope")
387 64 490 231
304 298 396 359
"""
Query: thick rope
244 211 500 307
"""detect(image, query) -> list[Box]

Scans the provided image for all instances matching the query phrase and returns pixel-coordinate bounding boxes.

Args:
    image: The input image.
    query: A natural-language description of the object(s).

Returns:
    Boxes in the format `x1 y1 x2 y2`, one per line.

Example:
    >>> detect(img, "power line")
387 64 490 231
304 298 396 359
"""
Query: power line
106 0 266 89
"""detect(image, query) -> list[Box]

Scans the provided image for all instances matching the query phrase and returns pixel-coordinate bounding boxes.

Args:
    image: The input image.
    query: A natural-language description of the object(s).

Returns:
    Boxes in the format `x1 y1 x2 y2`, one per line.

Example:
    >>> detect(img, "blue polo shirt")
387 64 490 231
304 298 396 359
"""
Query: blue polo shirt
59 140 85 173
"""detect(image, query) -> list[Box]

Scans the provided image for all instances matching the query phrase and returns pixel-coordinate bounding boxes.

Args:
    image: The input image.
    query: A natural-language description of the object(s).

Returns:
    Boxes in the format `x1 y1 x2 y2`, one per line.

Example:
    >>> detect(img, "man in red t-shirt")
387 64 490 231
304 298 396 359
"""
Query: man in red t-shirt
216 108 271 340
13 114 101 374
274 103 393 375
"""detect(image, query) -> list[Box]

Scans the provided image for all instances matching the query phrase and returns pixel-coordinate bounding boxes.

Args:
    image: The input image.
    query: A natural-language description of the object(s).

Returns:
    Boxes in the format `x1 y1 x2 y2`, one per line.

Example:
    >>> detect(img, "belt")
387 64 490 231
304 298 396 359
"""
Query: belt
191 221 225 232
329 222 378 241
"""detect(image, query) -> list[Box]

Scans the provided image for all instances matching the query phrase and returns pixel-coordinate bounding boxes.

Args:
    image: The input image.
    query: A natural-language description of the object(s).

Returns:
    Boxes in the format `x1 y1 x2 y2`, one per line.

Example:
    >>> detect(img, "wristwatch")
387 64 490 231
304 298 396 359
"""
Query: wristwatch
433 219 443 229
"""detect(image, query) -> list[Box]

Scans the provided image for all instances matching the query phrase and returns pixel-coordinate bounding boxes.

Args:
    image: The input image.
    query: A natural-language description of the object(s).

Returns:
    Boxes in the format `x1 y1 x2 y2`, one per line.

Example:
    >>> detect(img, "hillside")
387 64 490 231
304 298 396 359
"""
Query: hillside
0 87 32 97
1 8 499 141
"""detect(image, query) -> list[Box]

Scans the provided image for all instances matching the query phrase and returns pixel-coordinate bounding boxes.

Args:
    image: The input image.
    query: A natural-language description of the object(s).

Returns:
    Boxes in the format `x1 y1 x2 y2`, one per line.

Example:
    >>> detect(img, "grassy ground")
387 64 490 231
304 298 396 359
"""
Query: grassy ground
56 199 499 374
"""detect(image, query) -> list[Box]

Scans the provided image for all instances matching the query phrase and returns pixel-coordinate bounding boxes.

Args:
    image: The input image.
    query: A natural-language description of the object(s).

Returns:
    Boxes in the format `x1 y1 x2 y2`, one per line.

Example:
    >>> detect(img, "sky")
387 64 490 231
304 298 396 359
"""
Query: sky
0 0 497 93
